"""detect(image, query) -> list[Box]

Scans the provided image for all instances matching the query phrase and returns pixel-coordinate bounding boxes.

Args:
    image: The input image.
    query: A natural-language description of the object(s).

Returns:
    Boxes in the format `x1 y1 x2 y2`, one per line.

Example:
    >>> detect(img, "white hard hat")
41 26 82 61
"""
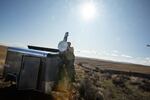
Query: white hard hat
58 41 68 52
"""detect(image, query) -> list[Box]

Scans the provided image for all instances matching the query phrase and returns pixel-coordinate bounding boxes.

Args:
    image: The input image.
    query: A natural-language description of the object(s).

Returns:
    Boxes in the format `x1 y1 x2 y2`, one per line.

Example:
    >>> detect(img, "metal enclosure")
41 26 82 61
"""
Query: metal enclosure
4 51 23 76
1 46 62 94
18 56 41 90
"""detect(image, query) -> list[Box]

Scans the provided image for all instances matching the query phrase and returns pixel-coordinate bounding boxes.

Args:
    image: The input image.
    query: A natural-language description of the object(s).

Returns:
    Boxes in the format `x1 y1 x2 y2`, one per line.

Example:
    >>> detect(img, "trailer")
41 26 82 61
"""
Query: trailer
0 45 63 94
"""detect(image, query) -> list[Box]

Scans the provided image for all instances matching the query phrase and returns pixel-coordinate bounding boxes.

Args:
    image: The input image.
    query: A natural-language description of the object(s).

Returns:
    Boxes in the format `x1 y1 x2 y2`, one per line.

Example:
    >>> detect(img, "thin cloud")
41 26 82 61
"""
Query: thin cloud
112 50 119 53
121 54 133 58
111 53 118 57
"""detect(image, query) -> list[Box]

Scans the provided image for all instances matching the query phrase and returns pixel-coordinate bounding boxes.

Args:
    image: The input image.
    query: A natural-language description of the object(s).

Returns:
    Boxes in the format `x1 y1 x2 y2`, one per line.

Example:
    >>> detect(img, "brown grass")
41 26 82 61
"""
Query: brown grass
75 57 150 74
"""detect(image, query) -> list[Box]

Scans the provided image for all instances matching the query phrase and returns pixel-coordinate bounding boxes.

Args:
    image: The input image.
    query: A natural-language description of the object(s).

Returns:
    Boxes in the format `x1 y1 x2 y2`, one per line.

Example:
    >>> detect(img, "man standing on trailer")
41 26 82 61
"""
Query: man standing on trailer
58 32 75 82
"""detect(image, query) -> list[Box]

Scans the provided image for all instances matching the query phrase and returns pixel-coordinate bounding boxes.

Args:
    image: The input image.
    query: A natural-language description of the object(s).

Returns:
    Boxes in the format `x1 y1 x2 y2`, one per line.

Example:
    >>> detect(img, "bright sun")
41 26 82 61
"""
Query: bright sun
80 2 96 21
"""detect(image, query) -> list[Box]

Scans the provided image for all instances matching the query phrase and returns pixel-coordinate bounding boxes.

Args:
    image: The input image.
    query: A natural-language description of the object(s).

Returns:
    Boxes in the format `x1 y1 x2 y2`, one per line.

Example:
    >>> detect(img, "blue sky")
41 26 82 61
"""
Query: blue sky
0 0 150 65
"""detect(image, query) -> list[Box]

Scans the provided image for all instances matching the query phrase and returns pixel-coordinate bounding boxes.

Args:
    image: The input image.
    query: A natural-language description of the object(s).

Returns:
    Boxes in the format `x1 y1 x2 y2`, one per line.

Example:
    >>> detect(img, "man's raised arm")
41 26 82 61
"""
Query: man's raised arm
63 32 69 42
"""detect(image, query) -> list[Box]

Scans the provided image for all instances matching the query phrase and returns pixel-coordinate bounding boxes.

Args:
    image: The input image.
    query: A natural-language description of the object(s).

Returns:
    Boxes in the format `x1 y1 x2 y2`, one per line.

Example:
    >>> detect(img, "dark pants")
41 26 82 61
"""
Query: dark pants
65 59 75 82
58 59 75 83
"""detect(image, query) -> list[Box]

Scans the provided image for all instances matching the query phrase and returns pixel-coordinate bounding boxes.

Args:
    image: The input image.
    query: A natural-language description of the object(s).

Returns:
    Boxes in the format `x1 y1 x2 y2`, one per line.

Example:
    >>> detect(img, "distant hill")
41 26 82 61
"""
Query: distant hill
75 57 150 75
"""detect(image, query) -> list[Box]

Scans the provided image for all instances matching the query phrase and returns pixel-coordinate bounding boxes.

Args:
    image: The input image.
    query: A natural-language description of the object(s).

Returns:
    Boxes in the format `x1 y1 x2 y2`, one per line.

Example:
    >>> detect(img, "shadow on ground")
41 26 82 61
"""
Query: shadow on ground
0 85 52 100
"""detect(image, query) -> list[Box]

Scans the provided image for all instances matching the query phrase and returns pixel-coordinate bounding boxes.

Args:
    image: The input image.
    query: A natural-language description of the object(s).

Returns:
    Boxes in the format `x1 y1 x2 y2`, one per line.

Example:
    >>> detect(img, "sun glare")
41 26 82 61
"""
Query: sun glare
80 2 96 21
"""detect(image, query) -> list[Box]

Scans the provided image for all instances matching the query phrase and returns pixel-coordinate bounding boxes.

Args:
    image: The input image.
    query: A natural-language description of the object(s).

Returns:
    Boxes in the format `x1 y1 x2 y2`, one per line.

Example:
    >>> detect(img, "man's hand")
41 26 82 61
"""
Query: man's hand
63 32 69 42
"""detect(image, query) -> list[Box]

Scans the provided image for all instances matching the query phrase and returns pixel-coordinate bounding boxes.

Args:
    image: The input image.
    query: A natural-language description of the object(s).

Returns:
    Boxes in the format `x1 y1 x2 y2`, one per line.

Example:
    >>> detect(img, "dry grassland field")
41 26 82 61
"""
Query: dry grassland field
75 57 150 74
0 56 149 100
74 57 150 100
